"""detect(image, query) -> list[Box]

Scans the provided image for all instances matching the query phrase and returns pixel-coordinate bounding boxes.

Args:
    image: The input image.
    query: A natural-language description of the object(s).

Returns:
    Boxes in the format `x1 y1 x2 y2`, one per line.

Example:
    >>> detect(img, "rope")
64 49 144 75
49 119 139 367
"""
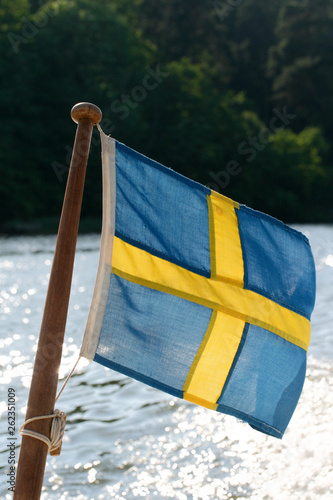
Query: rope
55 355 81 403
19 355 81 454
19 410 66 453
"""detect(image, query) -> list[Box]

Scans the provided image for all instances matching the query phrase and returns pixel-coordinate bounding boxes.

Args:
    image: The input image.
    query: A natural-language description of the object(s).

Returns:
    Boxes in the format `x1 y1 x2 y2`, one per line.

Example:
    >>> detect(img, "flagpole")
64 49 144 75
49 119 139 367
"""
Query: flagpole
14 102 102 500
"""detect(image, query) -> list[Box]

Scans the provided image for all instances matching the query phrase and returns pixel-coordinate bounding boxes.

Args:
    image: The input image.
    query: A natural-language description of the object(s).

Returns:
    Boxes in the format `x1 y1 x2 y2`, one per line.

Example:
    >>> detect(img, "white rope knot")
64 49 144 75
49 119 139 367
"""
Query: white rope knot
18 356 81 456
19 409 66 455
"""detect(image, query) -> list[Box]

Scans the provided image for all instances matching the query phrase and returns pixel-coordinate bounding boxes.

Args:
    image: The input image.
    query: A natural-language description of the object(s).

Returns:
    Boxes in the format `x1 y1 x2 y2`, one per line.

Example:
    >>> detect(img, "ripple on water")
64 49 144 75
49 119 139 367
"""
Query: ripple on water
0 230 332 499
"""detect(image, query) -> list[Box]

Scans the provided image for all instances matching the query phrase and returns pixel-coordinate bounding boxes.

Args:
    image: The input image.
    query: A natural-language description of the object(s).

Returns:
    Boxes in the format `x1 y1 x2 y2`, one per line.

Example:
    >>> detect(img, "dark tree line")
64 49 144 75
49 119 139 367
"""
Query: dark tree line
1 0 333 231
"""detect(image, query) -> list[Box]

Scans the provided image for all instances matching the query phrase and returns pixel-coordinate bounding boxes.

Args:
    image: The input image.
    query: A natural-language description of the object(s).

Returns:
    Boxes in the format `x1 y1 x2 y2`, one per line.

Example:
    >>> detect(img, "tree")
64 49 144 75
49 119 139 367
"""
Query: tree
226 0 281 121
1 0 332 228
231 126 332 222
0 0 155 225
268 0 333 139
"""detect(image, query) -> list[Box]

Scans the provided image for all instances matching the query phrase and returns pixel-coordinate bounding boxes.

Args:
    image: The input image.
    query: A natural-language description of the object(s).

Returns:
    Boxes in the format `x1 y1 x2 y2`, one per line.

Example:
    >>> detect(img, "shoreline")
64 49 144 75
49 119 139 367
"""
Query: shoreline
0 216 102 236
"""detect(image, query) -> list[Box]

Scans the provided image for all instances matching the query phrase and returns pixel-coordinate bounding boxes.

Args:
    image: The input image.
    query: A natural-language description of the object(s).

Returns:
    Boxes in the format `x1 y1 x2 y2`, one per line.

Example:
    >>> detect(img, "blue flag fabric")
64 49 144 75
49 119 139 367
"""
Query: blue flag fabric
81 130 316 438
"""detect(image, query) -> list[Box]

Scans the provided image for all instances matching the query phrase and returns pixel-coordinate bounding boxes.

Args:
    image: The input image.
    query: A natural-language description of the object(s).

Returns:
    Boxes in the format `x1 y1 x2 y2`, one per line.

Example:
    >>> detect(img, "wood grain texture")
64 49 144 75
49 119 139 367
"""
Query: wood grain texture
14 103 102 500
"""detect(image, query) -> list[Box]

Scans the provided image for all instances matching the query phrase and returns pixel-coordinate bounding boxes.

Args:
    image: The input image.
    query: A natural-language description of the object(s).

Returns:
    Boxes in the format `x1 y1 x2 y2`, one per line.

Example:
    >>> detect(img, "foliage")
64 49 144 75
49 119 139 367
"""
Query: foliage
0 0 332 230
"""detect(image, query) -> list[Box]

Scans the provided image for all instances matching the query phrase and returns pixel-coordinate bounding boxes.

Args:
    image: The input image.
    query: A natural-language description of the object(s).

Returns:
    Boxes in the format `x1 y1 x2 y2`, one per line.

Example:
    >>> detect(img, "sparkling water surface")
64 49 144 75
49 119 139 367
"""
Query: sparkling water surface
0 226 332 499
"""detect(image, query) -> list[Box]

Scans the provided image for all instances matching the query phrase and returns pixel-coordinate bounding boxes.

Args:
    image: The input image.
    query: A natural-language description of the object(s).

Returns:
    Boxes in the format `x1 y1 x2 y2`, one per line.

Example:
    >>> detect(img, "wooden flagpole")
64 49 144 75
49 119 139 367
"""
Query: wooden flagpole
14 102 102 500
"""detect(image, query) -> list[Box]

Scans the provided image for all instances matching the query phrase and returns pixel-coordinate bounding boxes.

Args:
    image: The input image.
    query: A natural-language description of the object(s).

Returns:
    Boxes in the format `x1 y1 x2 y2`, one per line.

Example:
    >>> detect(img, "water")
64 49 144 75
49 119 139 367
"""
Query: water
0 226 332 499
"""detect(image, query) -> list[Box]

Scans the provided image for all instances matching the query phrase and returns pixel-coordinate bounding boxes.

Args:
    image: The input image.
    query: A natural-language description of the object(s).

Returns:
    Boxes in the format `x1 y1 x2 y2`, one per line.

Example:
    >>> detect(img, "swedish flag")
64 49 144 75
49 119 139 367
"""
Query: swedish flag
81 130 316 438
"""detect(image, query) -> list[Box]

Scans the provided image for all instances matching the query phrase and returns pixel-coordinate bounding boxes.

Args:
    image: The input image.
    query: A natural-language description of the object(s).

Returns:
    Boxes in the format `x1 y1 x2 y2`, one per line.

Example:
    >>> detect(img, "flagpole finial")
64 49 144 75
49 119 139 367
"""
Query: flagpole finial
71 102 102 125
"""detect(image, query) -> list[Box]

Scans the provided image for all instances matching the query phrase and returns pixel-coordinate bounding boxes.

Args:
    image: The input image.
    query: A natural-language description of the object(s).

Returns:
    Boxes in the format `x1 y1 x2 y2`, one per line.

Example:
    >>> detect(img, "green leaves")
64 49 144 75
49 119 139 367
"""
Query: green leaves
0 0 332 230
